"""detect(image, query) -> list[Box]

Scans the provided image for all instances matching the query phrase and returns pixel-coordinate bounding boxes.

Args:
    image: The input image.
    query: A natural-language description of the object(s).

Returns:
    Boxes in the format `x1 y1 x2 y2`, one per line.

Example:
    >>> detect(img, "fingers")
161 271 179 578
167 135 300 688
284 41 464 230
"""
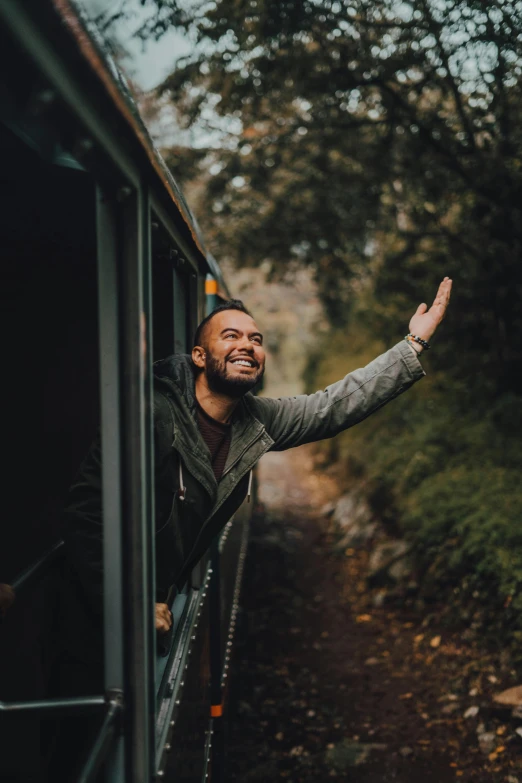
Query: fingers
155 602 173 633
415 303 428 316
431 277 452 315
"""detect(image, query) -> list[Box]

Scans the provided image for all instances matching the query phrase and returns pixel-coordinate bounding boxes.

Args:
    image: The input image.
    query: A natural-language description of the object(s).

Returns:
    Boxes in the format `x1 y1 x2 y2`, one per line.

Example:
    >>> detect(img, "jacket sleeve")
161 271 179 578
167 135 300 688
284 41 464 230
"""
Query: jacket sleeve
250 341 425 451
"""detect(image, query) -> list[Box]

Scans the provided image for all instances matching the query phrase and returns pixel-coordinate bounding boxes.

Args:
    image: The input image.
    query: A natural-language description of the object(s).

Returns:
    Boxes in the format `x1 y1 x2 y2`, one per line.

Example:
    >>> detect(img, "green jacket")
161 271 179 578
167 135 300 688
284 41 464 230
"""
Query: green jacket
62 340 424 619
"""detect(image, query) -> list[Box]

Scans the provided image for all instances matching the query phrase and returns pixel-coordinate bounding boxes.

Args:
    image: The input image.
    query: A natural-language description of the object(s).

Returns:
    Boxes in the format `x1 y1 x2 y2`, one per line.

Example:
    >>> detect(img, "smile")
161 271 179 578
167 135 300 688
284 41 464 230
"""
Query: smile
230 358 256 368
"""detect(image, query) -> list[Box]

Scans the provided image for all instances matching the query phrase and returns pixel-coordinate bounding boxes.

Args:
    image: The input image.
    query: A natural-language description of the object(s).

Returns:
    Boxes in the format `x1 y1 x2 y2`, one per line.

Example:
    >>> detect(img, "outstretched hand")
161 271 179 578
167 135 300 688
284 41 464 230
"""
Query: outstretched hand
409 277 452 343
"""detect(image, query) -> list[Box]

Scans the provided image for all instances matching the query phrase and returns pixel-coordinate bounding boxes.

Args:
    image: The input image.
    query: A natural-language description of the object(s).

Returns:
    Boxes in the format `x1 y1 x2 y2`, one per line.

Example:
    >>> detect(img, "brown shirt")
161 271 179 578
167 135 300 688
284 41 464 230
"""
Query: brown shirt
196 403 232 481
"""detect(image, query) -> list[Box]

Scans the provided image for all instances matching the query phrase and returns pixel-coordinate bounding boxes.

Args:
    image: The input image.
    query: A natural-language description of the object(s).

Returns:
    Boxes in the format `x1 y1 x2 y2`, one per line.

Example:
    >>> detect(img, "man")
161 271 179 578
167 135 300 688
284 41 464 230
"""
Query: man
63 277 452 645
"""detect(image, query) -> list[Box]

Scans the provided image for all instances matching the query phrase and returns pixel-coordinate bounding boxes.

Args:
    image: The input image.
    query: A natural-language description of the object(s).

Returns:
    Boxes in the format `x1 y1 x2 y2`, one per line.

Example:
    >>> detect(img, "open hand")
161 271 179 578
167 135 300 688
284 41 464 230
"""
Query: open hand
155 602 173 634
409 277 452 343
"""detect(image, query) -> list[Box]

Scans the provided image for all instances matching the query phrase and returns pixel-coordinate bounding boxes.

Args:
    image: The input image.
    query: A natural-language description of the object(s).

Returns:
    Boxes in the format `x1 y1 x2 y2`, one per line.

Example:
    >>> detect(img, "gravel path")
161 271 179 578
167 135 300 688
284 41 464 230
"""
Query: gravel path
226 447 521 782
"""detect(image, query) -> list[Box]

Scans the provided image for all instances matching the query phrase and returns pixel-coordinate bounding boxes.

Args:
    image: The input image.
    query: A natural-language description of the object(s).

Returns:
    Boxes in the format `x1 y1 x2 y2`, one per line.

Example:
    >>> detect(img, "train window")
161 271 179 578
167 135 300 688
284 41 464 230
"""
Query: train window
174 267 189 354
0 112 102 779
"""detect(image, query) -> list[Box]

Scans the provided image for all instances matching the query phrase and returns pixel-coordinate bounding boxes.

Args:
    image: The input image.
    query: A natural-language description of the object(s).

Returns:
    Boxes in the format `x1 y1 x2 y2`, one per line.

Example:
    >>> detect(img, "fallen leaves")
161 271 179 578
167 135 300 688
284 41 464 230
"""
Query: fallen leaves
488 745 506 762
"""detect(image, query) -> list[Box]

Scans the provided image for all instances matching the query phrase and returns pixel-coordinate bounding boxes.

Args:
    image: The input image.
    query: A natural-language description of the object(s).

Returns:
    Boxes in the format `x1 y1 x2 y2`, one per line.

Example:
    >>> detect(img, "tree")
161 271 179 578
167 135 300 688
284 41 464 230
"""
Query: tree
151 1 521 384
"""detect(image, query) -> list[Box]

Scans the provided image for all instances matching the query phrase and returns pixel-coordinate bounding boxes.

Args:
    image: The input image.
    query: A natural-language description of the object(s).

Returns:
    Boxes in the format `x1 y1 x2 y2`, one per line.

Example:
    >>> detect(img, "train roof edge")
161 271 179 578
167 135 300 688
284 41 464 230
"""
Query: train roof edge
0 0 230 297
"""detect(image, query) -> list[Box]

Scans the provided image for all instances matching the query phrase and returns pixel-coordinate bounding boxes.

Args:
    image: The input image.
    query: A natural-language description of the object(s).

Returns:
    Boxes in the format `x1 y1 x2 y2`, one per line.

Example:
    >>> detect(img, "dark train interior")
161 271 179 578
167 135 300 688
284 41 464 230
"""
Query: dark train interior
0 114 99 778
0 117 194 783
0 11 209 779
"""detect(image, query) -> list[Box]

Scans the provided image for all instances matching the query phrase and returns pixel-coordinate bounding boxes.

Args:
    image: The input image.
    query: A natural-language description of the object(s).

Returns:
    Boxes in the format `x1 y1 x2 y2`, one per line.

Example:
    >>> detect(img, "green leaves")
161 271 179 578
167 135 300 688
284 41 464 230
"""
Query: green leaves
147 0 521 367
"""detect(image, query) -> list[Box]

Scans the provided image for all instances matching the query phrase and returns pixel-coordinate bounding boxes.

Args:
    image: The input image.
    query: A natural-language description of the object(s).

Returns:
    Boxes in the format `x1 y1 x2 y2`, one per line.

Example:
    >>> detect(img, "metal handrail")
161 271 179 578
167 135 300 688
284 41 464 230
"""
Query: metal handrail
0 692 122 783
0 695 106 716
0 539 65 620
10 539 64 593
77 692 123 783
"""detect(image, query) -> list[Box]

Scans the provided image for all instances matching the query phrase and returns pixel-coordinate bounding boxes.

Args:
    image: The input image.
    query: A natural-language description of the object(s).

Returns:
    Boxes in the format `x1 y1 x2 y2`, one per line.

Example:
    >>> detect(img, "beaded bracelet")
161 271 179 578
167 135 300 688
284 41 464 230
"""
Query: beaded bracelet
404 337 422 355
405 333 431 350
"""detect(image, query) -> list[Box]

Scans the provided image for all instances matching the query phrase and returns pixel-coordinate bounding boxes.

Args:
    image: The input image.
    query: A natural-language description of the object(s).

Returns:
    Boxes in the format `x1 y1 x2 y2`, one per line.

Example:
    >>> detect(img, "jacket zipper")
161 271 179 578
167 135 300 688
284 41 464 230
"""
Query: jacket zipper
221 425 266 480
178 427 269 581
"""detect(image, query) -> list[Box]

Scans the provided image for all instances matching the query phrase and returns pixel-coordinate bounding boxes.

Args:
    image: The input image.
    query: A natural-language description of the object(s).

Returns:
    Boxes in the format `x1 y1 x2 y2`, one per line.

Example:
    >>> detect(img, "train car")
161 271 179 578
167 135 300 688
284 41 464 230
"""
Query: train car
0 1 250 781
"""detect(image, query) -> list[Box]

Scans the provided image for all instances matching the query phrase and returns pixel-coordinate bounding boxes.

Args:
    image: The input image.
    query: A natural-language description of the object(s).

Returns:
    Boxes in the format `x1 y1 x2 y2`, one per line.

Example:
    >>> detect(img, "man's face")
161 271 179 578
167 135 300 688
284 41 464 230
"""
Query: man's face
194 310 266 397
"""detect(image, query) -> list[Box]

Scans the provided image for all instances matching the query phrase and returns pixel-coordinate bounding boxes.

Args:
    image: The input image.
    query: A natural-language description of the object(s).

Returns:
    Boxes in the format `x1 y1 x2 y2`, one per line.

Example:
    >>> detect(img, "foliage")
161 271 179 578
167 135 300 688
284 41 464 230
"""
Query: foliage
306 327 522 652
141 0 516 384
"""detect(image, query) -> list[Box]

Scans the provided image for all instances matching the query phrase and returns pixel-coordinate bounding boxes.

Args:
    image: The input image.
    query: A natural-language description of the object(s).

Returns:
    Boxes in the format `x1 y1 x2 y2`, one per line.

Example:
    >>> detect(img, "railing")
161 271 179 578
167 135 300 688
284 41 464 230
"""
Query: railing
0 539 64 618
11 539 64 594
0 540 123 782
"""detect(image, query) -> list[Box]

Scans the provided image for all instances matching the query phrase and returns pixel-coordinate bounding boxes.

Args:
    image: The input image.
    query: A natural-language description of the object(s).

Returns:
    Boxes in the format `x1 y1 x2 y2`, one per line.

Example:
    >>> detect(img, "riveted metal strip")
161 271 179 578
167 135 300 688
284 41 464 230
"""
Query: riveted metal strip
218 517 235 553
155 563 213 773
221 515 250 688
201 719 213 782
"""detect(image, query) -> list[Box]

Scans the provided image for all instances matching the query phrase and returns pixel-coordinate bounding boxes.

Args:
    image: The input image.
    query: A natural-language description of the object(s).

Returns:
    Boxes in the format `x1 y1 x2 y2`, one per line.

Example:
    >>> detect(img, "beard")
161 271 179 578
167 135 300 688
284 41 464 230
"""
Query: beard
205 353 265 398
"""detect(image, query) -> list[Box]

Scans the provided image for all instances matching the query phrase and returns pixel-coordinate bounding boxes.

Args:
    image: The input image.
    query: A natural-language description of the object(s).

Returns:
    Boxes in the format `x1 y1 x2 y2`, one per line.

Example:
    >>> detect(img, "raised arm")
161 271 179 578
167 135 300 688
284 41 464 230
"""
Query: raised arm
250 278 452 451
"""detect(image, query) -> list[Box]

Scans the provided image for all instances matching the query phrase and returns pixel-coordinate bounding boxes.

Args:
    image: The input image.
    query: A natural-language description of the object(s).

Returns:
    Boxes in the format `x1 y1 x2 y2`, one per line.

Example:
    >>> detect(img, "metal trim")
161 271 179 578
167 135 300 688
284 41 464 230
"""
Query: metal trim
10 539 64 594
155 564 212 768
119 185 155 782
0 695 105 716
76 694 124 783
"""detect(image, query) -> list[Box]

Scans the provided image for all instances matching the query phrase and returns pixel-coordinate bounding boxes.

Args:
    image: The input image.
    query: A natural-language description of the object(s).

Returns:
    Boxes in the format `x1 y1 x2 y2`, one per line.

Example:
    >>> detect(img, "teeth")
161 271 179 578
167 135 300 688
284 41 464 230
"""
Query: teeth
232 359 253 367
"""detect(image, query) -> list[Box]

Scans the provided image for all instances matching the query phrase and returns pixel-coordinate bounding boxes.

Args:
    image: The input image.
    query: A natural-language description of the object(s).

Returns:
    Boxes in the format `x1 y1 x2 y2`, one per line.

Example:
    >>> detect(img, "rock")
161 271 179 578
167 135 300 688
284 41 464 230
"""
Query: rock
321 502 336 518
388 555 415 582
477 731 496 754
372 589 388 608
325 740 387 771
331 494 376 550
493 685 522 707
464 706 479 719
368 540 412 586
512 705 522 719
516 728 522 740
442 703 460 715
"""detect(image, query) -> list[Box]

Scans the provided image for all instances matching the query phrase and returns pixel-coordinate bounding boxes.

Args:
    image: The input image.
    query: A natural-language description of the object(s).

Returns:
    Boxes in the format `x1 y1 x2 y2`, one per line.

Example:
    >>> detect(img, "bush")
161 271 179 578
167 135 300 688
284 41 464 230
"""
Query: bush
306 329 522 653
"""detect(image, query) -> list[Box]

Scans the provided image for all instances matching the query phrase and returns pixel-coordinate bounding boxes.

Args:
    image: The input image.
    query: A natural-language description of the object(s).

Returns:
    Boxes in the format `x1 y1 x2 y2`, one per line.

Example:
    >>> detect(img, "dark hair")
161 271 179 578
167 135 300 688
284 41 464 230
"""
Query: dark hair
193 299 253 347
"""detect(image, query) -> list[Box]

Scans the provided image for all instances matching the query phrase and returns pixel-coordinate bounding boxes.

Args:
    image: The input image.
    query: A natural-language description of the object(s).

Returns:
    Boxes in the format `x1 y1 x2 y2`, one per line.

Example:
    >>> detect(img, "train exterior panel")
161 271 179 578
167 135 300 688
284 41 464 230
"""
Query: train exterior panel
0 2 249 780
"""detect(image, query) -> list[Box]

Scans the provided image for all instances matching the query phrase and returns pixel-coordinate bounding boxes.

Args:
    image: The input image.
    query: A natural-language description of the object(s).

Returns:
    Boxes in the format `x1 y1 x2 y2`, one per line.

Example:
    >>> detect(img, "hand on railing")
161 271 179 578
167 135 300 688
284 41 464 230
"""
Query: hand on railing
155 603 173 634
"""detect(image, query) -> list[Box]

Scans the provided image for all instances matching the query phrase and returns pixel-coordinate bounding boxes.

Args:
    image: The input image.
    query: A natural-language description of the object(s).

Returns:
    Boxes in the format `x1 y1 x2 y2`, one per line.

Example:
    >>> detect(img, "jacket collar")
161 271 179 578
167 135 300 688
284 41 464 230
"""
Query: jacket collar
153 353 199 416
153 353 263 435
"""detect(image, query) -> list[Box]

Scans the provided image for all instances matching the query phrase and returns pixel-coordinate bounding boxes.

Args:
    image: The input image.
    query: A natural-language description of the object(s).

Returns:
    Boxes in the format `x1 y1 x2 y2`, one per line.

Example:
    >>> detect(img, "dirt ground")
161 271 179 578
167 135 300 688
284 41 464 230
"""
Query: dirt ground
226 446 522 783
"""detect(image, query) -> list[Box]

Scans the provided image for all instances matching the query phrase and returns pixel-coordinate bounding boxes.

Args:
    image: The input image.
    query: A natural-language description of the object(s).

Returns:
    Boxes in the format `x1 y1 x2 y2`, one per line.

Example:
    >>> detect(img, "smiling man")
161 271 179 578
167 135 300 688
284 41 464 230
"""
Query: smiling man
62 278 452 651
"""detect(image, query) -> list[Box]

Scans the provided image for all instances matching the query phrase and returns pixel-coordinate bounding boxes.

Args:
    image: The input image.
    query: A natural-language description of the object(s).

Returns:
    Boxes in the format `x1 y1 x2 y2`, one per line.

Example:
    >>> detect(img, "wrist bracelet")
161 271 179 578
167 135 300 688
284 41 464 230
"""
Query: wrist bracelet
405 333 431 350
